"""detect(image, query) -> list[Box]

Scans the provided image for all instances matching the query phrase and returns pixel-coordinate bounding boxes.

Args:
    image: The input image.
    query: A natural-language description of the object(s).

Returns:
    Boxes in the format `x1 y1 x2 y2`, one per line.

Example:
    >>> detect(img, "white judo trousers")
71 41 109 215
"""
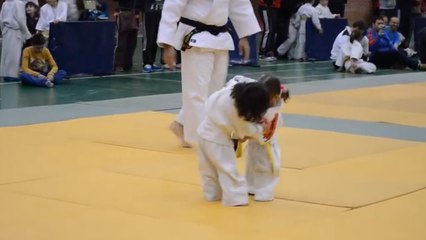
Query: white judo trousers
197 139 249 206
178 48 229 146
245 139 280 201
337 39 377 73
0 28 25 78
245 102 282 201
225 75 282 201
0 0 31 78
277 15 298 57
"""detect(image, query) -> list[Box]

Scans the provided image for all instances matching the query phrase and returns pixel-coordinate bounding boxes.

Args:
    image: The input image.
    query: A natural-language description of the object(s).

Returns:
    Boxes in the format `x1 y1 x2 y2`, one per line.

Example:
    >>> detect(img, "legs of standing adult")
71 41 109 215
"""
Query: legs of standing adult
114 29 137 71
277 24 298 57
0 29 23 79
179 48 228 146
142 11 162 72
418 28 426 65
258 6 279 59
123 30 138 71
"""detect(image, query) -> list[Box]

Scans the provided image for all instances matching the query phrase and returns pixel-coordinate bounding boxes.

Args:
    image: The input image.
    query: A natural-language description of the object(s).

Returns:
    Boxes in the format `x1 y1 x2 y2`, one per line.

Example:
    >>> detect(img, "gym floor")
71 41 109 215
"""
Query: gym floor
1 60 425 239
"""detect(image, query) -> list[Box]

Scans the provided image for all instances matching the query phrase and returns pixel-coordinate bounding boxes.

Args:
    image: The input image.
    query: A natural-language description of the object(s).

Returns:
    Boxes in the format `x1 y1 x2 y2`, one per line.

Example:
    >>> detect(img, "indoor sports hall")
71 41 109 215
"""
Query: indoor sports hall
1 61 425 239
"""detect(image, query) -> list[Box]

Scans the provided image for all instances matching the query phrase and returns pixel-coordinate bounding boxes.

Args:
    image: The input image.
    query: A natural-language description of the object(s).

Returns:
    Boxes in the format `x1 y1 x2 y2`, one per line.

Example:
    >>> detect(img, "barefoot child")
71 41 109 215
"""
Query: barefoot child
196 82 272 206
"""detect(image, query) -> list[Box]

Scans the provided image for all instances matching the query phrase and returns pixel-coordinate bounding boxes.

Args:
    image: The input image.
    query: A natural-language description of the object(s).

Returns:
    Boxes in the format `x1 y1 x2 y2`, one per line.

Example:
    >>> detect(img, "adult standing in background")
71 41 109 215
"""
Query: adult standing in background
158 0 261 147
0 0 32 81
142 0 164 73
23 1 40 48
417 27 426 64
328 0 346 17
35 0 68 37
397 0 413 47
113 0 142 72
258 0 281 61
63 0 79 21
25 1 39 35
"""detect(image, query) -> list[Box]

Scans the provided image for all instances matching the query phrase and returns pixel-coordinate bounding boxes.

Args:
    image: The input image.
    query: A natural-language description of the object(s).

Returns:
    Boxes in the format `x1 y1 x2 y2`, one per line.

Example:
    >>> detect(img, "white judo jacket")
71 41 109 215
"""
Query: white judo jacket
197 86 264 147
157 0 261 51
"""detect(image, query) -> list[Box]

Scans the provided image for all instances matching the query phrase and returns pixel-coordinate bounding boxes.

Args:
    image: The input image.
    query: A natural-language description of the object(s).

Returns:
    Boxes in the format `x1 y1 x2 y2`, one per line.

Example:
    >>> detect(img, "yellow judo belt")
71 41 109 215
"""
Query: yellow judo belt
235 141 276 175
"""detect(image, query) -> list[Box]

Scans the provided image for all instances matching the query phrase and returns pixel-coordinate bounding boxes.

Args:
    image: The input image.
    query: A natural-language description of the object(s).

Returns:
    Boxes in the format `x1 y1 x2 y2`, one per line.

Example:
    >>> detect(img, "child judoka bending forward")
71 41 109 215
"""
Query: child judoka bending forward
226 75 290 202
196 82 272 206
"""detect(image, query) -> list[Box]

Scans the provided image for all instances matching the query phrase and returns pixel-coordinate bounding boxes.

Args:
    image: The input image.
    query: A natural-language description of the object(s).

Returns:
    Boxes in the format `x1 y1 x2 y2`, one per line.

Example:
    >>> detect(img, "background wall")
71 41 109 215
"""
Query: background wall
345 0 374 25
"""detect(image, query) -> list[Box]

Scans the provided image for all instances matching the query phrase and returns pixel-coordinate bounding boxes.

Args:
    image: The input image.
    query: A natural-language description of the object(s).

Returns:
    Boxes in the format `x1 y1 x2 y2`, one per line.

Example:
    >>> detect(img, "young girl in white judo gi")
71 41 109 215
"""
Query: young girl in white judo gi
197 82 272 206
158 0 261 148
226 74 290 202
337 29 377 73
245 75 289 202
0 0 32 81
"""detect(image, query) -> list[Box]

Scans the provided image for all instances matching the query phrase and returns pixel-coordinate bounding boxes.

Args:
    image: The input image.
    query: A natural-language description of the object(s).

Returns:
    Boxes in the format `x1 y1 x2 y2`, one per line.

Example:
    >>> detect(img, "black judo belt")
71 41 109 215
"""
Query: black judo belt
179 17 229 51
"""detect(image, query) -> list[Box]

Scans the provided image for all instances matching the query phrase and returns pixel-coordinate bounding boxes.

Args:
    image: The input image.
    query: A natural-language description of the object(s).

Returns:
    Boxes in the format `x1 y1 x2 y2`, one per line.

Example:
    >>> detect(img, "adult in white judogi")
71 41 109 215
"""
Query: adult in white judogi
226 75 283 201
197 83 267 206
336 34 376 73
330 23 369 67
35 0 67 33
0 0 32 80
158 0 261 147
293 0 323 60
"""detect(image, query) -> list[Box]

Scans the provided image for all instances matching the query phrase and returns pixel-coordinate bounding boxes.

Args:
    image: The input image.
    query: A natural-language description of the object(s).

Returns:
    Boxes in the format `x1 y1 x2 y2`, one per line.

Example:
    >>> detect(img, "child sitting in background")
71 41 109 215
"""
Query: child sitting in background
337 29 377 73
20 33 67 88
196 81 272 206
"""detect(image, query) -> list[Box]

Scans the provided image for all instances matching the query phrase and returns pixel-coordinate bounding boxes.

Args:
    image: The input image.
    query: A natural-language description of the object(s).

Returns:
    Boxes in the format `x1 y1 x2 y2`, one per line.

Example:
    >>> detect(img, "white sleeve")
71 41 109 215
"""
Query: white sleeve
157 0 189 47
36 7 47 31
57 2 68 22
310 7 322 31
228 0 261 38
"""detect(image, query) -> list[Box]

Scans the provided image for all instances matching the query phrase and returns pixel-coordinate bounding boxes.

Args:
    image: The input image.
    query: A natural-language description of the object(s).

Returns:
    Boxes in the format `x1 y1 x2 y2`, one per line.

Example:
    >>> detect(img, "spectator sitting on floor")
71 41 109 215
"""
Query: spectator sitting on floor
384 16 417 57
336 29 377 73
367 16 426 71
330 20 369 69
20 33 67 88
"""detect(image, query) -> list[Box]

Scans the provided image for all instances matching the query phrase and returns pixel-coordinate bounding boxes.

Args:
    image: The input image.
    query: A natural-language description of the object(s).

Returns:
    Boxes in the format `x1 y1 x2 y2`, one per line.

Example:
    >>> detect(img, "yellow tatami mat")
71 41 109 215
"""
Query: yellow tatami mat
1 111 425 239
283 189 426 240
285 82 426 127
277 128 415 169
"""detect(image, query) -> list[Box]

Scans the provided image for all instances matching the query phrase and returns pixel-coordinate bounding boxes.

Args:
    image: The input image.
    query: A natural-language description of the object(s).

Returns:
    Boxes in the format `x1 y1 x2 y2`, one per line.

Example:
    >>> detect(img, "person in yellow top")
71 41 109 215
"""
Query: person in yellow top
20 33 66 88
